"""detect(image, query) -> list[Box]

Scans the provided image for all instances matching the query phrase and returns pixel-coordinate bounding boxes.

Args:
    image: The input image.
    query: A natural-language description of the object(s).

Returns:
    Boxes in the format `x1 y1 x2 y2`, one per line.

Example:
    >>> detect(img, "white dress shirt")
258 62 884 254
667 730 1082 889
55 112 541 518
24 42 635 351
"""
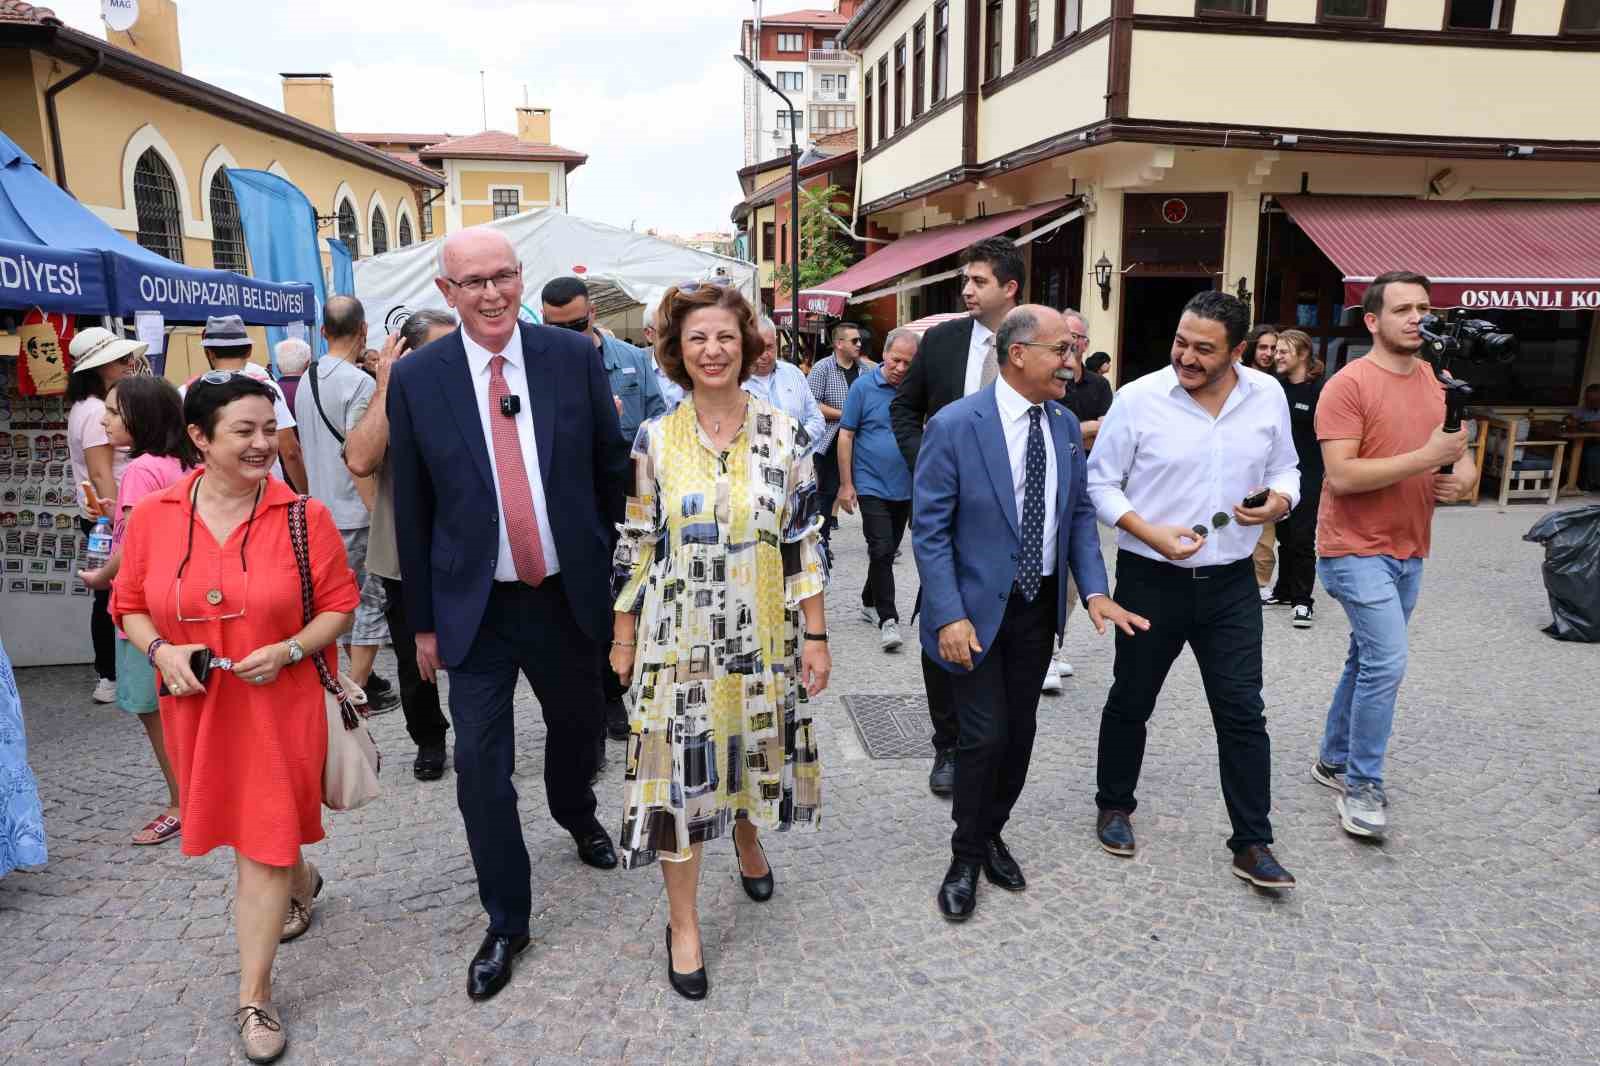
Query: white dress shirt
993 374 1058 577
1087 364 1300 568
962 319 996 397
743 360 826 455
460 327 561 579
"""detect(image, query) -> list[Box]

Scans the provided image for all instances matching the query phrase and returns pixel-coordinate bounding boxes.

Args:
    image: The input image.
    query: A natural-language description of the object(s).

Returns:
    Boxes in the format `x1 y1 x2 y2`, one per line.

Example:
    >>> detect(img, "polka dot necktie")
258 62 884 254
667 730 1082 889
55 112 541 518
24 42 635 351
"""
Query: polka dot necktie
1017 406 1045 602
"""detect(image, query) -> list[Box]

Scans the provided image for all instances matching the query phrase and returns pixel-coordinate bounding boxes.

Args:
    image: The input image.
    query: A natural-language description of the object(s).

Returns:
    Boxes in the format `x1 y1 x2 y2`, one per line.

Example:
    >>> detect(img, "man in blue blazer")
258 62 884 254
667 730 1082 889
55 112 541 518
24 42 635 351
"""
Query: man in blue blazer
387 227 631 1000
912 305 1148 921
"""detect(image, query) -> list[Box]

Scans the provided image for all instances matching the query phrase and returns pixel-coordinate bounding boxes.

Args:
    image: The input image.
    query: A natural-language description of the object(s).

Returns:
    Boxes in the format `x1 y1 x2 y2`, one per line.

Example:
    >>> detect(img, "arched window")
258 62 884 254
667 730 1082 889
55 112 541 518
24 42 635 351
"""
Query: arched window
370 207 388 255
398 213 413 248
208 167 249 274
133 148 185 263
337 199 359 259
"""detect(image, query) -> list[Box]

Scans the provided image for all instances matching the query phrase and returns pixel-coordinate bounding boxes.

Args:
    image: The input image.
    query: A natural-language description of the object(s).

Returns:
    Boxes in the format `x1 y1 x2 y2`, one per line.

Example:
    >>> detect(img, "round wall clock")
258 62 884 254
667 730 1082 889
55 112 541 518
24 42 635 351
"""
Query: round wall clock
1161 198 1189 224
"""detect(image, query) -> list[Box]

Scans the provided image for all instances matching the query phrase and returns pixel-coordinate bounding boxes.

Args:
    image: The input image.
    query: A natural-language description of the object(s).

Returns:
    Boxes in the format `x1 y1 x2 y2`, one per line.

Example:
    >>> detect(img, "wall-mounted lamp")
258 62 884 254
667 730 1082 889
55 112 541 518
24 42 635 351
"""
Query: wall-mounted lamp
1235 276 1252 306
1094 253 1114 311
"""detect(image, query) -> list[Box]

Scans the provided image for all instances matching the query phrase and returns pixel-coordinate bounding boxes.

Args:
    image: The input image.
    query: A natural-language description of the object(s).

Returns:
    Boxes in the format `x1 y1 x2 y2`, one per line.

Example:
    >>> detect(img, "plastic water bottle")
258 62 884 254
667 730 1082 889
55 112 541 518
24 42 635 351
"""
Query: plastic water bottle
84 515 113 569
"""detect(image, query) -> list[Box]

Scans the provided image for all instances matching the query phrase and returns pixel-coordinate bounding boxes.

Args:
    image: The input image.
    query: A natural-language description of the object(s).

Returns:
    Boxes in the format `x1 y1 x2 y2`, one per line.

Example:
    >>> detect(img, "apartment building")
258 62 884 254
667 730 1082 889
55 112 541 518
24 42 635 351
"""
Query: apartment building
741 3 866 166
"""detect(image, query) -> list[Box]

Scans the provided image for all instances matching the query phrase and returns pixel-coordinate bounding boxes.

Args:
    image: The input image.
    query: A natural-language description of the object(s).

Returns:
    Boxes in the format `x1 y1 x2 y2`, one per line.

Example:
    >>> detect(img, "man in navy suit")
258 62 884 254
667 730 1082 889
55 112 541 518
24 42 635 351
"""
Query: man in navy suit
387 227 631 1000
912 305 1148 922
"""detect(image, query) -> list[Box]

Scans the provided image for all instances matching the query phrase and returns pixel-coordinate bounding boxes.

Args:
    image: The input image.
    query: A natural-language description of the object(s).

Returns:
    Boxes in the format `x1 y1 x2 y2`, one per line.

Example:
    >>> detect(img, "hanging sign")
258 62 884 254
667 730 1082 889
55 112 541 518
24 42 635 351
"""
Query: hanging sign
16 309 74 397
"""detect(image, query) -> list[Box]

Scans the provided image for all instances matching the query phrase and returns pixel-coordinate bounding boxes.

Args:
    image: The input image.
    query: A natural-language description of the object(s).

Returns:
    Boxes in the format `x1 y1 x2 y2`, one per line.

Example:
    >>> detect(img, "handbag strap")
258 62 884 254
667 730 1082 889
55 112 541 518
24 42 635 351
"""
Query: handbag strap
288 496 360 728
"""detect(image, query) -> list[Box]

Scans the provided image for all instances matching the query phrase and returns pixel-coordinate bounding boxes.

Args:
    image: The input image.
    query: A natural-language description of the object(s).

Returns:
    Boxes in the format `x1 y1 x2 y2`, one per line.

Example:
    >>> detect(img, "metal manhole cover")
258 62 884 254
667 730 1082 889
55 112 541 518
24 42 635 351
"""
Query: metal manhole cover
839 694 935 759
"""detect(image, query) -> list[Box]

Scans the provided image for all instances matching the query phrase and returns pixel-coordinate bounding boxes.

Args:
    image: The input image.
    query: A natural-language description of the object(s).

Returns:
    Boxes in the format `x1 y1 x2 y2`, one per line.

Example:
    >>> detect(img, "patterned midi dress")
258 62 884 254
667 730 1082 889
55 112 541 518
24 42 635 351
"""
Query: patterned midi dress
612 397 827 869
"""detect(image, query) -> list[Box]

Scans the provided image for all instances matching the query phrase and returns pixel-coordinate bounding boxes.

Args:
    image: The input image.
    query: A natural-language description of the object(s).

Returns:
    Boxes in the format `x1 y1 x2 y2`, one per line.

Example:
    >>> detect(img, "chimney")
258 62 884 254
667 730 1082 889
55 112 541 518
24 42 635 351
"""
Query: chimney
516 107 551 146
281 73 337 131
107 0 183 71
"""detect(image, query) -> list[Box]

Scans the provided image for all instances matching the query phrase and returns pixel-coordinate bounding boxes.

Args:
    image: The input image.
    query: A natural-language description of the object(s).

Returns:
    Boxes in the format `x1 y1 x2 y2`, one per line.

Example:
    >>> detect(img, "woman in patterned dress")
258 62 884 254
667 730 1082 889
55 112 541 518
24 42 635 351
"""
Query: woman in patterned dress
0 634 48 879
610 282 831 1001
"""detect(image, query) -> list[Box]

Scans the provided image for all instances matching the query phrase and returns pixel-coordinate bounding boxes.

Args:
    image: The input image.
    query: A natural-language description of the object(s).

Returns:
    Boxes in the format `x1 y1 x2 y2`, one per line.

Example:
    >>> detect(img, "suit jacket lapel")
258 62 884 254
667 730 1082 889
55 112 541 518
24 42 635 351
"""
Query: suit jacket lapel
1049 402 1076 519
973 391 1020 536
523 324 555 484
439 336 495 494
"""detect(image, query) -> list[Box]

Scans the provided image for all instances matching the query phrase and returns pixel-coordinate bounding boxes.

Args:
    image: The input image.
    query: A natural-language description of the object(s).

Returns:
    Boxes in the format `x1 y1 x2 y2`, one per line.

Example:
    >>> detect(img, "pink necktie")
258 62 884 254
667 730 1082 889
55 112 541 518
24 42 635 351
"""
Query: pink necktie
487 356 547 586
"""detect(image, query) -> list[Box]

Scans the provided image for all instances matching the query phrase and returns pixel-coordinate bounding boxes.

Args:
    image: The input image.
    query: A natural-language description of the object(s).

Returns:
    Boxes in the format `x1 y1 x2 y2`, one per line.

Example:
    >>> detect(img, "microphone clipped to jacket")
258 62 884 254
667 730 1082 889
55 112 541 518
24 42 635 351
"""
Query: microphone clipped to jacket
499 394 521 418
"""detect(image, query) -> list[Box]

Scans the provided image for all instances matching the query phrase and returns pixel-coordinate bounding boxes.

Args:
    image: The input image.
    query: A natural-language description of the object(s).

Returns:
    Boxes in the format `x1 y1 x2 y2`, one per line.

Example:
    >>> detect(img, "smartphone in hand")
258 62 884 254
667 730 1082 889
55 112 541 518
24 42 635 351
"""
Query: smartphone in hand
1242 487 1270 509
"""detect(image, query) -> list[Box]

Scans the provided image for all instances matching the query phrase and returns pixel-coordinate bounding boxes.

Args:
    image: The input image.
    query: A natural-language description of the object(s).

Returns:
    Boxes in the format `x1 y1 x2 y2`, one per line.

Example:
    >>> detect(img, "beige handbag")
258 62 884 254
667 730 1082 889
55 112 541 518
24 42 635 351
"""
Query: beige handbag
289 497 381 810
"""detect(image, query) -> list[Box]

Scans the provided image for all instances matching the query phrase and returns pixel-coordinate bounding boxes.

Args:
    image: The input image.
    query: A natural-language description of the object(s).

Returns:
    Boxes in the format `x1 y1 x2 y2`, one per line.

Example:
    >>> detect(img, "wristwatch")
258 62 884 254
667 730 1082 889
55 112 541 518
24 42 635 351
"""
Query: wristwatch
284 638 305 665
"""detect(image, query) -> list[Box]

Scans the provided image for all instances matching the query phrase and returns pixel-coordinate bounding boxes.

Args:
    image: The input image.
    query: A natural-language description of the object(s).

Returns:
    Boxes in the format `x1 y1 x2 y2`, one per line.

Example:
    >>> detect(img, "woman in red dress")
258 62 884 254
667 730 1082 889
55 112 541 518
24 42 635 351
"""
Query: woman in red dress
114 373 358 1064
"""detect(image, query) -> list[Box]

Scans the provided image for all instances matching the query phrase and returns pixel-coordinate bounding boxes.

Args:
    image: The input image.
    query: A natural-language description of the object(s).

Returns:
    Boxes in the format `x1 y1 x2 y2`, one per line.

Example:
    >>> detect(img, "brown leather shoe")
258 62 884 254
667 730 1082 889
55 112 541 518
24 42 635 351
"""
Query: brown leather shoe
1232 844 1296 889
234 1002 286 1063
280 861 323 943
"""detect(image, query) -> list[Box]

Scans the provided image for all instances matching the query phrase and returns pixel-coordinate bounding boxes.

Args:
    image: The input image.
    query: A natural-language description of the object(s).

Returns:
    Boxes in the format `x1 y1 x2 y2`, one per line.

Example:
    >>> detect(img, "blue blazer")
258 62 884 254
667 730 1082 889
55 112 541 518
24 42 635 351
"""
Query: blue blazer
387 322 630 667
911 383 1110 673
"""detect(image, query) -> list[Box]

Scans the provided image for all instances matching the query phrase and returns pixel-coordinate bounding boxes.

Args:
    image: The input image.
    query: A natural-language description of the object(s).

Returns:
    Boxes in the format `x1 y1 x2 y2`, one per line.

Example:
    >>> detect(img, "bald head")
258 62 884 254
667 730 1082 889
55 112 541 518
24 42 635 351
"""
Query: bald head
998 304 1071 404
437 226 517 279
322 295 366 344
434 226 523 350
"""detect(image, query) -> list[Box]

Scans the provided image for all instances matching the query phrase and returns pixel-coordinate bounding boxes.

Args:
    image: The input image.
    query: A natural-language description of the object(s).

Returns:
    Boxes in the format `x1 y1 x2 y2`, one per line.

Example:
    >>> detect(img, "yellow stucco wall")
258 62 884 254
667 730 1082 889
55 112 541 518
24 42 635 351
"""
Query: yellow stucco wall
460 169 551 203
977 34 1110 163
0 58 49 164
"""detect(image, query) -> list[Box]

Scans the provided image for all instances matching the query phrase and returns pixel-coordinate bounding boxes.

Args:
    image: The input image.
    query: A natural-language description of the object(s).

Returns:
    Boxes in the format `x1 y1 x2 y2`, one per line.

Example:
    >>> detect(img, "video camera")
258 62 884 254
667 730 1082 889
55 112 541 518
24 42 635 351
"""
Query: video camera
1418 311 1519 433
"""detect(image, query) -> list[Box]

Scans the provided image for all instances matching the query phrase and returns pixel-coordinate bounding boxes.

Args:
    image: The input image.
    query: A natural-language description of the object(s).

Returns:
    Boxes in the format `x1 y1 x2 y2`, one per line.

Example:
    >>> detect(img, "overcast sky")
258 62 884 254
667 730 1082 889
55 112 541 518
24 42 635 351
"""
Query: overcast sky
50 0 751 234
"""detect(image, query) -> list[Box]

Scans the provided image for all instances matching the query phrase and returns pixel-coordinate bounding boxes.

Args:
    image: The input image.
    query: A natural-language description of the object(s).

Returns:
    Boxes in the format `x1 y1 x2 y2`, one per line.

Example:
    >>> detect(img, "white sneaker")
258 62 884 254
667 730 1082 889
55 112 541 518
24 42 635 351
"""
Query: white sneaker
1337 783 1389 839
1041 660 1063 693
879 620 903 652
859 604 878 625
1259 586 1274 604
1292 604 1314 629
1056 660 1074 677
92 677 116 704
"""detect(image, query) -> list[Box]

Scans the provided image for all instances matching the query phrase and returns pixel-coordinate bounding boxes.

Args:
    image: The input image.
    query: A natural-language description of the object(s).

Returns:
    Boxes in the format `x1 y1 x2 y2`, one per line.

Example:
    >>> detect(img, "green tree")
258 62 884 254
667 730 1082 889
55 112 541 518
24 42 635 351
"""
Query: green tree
774 183 857 300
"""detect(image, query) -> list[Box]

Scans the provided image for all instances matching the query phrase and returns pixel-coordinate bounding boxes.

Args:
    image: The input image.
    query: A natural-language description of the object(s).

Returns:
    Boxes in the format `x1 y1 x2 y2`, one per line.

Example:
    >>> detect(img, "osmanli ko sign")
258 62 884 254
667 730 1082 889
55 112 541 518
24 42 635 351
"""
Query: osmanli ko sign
1344 277 1600 311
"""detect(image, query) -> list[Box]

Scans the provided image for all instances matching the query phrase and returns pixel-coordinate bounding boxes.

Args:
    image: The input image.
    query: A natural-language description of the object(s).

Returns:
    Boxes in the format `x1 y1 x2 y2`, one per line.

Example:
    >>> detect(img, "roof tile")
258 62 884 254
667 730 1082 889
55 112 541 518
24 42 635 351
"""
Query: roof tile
417 130 587 167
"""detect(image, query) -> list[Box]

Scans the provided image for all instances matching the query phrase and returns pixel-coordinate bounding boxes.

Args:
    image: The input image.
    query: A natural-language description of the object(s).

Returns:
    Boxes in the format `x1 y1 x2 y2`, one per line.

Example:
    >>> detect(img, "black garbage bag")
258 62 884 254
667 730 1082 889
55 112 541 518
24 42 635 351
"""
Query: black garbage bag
1523 504 1600 643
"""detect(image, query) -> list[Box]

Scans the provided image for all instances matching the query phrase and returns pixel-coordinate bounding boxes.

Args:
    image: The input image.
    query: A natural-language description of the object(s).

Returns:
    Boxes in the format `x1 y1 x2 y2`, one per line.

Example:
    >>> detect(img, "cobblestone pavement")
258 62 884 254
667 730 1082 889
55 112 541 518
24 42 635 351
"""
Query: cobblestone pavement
3 497 1599 1065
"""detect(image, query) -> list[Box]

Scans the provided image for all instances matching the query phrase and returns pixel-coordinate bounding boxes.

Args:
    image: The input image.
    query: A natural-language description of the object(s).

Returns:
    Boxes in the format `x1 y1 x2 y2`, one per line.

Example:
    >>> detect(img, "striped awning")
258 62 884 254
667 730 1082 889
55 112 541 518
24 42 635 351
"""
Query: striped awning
1277 195 1600 312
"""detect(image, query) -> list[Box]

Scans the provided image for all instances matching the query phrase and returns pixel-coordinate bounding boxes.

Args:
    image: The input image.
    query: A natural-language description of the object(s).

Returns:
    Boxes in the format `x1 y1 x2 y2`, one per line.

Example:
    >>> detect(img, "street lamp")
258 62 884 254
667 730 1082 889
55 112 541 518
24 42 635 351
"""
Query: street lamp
1093 253 1114 311
735 52 801 357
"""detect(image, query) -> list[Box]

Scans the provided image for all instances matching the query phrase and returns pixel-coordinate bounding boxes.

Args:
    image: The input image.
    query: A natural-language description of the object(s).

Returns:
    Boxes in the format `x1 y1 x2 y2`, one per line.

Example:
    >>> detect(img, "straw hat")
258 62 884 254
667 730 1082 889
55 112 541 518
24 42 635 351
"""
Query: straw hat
68 327 149 373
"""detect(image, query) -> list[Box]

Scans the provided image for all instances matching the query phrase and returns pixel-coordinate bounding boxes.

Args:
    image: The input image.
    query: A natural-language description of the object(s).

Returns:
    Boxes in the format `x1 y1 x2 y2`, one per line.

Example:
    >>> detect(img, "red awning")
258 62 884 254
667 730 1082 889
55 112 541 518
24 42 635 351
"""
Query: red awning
1277 195 1600 311
794 198 1077 317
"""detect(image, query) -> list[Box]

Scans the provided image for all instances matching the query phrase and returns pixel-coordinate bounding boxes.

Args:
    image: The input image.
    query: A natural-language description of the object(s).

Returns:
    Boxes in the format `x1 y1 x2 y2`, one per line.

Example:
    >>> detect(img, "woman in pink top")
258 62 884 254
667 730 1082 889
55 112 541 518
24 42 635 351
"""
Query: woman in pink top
80 375 196 846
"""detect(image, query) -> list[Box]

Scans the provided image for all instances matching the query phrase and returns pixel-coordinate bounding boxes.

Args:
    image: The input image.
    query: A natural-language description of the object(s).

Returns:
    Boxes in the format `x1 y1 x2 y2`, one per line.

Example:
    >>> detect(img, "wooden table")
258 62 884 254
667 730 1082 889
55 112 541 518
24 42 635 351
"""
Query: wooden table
1558 430 1600 496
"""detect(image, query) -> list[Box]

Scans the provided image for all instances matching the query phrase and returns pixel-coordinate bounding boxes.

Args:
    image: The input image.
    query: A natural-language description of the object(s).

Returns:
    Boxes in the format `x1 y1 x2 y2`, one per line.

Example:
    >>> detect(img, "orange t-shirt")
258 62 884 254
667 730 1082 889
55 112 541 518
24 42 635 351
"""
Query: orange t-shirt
1315 355 1444 560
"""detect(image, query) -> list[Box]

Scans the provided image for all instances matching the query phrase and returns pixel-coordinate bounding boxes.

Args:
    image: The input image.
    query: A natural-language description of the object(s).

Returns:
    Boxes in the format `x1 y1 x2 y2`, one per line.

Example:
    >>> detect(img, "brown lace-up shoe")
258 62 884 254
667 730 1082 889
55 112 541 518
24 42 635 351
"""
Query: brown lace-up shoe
234 1002 286 1063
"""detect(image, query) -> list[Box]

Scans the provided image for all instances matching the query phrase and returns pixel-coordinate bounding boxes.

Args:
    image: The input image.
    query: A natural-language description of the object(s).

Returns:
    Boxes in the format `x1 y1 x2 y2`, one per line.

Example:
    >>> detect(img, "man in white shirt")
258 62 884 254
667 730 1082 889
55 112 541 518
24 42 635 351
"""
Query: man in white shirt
1086 290 1301 891
745 317 825 452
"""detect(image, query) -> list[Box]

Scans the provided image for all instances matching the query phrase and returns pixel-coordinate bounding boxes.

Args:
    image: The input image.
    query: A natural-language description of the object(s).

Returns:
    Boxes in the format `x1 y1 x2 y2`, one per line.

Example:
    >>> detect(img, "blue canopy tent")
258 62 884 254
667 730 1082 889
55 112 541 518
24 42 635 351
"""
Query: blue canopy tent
0 132 314 327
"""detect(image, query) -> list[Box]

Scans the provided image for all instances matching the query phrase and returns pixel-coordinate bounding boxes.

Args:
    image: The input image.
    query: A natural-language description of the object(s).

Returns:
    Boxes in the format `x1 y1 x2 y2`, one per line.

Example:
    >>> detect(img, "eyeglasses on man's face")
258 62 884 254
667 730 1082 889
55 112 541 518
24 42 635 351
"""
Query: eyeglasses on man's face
444 267 522 295
1016 340 1073 359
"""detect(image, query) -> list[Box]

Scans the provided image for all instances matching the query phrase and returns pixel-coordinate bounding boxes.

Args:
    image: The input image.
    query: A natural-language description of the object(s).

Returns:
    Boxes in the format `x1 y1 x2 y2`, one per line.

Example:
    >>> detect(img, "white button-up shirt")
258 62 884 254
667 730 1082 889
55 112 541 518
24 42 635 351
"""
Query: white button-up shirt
743 360 826 455
993 374 1059 577
962 319 996 397
461 327 561 579
1087 364 1300 568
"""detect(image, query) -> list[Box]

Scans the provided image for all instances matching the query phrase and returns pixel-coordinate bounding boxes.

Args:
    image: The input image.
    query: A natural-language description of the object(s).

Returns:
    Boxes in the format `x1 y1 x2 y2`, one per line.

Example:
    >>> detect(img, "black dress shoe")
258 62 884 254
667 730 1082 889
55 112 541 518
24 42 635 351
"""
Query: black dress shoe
1232 844 1296 889
1097 809 1136 857
604 697 630 741
413 742 446 782
466 932 530 1001
983 836 1026 891
365 672 393 695
665 925 708 1000
937 858 979 921
928 748 955 797
573 824 618 870
732 832 774 902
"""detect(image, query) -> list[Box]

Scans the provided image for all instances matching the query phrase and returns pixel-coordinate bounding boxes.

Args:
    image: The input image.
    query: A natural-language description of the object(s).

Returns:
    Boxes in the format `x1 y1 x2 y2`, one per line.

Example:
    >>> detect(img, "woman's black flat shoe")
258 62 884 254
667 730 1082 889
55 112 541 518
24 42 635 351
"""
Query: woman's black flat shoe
665 925 708 1001
732 834 775 902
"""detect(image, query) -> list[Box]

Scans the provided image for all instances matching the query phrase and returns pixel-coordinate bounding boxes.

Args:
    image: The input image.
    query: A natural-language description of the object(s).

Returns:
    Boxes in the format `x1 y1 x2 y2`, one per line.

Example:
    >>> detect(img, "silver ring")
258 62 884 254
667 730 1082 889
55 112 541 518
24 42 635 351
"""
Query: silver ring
253 676 266 684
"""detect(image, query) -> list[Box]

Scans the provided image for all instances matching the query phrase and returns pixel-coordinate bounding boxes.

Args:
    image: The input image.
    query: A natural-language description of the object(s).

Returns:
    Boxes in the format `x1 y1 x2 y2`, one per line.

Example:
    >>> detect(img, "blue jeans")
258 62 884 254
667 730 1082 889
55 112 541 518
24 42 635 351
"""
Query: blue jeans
1317 554 1424 789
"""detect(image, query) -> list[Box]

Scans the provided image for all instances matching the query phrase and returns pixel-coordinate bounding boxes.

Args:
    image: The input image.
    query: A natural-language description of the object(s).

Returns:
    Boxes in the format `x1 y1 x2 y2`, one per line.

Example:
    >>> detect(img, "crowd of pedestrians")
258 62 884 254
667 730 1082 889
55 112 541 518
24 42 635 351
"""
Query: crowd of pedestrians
1 219 1538 1064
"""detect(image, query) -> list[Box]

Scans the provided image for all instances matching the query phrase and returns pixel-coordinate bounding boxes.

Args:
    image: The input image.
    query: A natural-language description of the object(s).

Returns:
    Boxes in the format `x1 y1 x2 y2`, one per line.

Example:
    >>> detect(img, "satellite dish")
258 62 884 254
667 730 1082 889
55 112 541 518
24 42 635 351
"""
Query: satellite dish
102 0 139 32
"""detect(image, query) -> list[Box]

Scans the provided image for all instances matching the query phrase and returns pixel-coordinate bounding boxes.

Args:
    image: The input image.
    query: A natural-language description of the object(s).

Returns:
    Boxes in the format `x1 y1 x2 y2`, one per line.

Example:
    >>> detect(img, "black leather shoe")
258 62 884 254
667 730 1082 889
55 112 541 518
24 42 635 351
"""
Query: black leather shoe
365 672 393 695
573 823 618 870
665 925 708 1000
928 748 955 797
937 858 979 921
732 832 774 902
1232 844 1296 889
1097 809 1136 857
466 932 529 1001
983 836 1026 891
604 697 630 741
413 742 446 782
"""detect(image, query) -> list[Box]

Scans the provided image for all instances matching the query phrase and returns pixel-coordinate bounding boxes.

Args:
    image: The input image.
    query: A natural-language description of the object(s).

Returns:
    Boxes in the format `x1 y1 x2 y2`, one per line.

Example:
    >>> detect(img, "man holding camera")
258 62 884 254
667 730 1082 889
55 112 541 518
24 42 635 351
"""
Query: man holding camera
1312 271 1476 841
1086 291 1300 890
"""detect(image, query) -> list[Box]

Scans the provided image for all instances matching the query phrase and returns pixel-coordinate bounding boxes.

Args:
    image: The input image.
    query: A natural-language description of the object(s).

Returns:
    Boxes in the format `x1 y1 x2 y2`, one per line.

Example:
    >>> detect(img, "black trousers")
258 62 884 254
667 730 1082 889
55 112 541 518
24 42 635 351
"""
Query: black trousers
859 495 911 624
379 578 449 749
814 439 841 542
445 578 602 937
1271 478 1321 608
1096 552 1273 852
79 516 115 680
949 580 1057 862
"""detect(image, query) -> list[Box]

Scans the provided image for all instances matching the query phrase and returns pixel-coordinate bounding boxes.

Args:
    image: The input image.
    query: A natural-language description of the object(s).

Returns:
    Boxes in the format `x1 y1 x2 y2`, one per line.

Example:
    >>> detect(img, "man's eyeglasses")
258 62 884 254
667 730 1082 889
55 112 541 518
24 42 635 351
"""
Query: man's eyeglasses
837 337 861 346
1016 340 1074 358
1191 512 1232 537
1069 332 1090 344
443 267 522 295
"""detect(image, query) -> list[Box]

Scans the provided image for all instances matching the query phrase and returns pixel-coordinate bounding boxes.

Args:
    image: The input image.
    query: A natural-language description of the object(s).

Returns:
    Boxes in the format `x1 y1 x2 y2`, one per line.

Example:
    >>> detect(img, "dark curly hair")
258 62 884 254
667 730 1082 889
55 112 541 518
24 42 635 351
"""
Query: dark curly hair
654 282 763 391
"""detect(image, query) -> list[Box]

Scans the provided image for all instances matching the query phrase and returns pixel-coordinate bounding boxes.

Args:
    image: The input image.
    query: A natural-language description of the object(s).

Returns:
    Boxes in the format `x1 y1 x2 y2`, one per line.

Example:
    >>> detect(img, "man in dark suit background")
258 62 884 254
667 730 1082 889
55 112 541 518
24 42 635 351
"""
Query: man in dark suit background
387 227 630 1001
912 305 1147 921
890 236 1023 798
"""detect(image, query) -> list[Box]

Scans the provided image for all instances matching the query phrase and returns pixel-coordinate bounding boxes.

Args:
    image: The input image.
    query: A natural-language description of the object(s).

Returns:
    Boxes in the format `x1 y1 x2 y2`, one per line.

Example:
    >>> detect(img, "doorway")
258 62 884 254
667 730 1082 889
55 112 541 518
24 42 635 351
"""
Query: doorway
1118 276 1214 386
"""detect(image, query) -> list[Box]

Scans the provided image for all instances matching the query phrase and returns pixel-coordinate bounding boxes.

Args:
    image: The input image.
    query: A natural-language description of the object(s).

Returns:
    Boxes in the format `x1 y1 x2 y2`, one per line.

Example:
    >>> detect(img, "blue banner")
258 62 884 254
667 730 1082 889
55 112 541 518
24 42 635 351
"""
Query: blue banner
0 238 109 314
327 237 354 297
104 251 313 325
225 169 328 367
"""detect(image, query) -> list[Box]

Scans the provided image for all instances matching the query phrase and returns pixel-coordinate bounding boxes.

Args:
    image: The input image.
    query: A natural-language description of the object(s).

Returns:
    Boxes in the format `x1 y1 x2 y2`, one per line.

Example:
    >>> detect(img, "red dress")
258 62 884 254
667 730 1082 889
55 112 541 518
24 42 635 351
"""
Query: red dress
111 469 359 867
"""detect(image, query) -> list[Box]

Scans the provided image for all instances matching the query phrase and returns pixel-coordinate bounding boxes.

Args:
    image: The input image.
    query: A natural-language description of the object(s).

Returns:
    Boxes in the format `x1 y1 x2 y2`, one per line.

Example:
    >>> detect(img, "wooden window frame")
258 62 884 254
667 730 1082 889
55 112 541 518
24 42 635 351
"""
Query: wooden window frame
1054 0 1081 42
761 221 776 262
419 203 433 241
932 1 950 102
1560 0 1600 33
1017 0 1039 63
912 18 927 120
893 36 907 133
877 56 889 144
864 69 874 148
1194 0 1268 18
1315 0 1385 23
776 32 804 52
985 0 1004 82
491 187 521 220
1442 0 1516 31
